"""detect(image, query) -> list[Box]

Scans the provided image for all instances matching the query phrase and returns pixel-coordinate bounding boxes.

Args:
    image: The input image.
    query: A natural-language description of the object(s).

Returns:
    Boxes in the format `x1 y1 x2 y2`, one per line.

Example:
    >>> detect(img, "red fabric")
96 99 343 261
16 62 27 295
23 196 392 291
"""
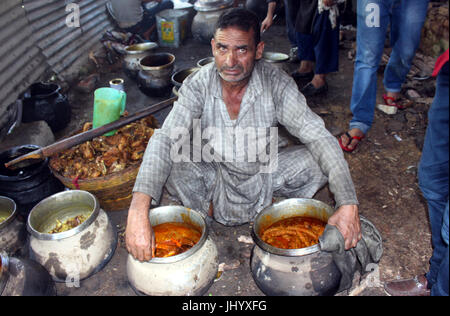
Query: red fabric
432 49 449 77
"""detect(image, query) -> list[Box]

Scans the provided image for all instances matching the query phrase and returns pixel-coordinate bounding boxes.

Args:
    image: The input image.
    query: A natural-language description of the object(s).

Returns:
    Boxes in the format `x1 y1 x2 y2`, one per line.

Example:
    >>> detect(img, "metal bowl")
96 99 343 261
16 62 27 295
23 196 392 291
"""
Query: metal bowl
196 56 214 67
252 198 334 256
27 190 100 241
262 52 289 63
171 67 200 88
149 205 208 263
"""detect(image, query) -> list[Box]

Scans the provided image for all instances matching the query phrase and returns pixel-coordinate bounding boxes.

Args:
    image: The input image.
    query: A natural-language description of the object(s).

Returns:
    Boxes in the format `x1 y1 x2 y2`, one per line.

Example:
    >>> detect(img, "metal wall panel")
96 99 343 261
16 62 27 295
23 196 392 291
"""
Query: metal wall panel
0 0 113 135
0 0 47 114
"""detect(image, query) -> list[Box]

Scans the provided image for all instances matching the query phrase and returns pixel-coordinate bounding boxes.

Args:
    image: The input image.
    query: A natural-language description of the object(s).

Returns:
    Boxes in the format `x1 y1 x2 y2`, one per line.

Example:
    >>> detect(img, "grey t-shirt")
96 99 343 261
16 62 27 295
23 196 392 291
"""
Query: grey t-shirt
109 0 143 27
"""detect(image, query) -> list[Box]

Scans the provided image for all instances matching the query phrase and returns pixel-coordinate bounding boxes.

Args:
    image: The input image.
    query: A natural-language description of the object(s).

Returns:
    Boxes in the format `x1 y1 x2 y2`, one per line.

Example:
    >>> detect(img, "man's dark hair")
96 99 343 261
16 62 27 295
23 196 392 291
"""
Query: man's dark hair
214 7 261 45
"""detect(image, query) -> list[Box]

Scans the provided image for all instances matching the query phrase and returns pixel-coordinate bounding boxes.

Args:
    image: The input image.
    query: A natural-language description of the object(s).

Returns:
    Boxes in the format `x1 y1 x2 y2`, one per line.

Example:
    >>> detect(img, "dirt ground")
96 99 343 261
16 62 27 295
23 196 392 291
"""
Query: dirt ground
46 17 437 297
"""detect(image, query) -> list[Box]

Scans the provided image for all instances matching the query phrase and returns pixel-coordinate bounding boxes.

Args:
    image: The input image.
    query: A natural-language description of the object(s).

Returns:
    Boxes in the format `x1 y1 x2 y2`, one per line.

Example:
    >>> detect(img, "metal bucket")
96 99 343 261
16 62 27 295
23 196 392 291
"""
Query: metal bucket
27 190 117 282
251 198 341 296
127 205 219 295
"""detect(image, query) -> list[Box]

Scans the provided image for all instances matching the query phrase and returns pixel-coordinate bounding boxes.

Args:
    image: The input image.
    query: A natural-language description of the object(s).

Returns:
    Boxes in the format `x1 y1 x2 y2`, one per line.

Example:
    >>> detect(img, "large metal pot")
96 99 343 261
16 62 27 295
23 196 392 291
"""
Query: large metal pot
123 42 158 79
0 251 56 296
27 190 117 282
251 198 341 296
191 0 233 43
0 196 26 255
137 53 175 97
262 52 290 73
127 205 219 296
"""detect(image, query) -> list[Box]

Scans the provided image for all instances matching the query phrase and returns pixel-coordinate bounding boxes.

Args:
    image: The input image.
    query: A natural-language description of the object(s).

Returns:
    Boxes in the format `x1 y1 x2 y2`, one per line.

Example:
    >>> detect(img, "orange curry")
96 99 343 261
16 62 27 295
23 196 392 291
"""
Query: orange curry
260 216 326 249
154 222 202 258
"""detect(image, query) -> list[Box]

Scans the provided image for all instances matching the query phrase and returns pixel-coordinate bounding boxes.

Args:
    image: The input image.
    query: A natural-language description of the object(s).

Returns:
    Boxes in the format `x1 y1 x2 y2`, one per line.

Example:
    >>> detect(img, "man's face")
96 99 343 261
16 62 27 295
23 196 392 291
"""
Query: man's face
211 27 264 83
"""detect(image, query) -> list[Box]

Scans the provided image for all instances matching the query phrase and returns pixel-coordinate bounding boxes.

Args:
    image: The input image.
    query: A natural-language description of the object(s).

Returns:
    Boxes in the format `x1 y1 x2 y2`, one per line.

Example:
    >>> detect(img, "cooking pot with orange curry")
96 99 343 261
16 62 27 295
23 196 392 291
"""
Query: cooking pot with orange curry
251 198 341 296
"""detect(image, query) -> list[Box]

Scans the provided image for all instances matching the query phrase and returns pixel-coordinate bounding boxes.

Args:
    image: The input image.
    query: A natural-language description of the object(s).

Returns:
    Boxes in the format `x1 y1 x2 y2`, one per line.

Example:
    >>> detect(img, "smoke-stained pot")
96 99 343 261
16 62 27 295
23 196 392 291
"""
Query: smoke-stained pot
1 251 56 296
251 198 342 296
27 190 117 282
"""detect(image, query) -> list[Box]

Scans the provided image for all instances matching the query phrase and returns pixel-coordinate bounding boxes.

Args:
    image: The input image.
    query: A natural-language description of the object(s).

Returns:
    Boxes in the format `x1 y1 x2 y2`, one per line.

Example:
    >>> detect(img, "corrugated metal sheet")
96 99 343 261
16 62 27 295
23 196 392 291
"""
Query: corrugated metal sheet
0 0 47 111
1 0 113 134
23 0 113 75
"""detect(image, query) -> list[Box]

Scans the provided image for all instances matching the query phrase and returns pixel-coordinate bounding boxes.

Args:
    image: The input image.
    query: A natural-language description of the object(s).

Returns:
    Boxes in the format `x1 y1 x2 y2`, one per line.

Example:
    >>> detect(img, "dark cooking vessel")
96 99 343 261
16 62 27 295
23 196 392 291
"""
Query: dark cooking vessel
0 145 65 217
251 198 341 296
21 82 71 133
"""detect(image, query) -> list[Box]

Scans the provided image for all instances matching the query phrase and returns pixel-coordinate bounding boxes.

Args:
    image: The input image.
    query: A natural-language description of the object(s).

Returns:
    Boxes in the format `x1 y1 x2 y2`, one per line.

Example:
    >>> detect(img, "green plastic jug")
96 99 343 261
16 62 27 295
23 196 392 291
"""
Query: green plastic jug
92 87 126 136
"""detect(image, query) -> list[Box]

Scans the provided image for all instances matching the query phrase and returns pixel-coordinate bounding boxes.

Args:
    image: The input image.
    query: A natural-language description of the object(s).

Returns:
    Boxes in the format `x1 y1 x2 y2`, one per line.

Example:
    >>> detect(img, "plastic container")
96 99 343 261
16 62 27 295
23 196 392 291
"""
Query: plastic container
92 88 126 136
156 9 189 48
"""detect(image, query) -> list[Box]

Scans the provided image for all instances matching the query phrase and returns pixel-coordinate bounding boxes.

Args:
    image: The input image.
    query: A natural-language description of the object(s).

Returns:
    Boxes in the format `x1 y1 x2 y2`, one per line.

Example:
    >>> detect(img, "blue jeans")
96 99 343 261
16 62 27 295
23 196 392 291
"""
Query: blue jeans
349 0 429 134
296 11 340 74
418 62 449 296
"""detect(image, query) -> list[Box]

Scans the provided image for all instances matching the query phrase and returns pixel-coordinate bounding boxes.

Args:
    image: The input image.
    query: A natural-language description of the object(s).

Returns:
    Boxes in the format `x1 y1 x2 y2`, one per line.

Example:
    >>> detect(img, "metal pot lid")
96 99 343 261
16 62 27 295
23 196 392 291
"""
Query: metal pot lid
194 0 233 11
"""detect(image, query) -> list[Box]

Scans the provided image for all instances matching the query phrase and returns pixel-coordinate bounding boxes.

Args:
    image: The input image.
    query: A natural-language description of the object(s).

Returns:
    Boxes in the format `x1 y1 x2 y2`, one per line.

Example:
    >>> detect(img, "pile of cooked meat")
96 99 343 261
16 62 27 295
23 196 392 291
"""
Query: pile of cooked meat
49 115 158 179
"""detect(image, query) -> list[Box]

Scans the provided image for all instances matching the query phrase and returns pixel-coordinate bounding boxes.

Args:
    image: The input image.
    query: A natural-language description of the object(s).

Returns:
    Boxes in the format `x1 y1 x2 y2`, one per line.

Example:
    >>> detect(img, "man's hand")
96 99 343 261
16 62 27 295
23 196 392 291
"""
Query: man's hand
261 15 274 33
327 204 361 250
260 1 277 33
125 192 155 261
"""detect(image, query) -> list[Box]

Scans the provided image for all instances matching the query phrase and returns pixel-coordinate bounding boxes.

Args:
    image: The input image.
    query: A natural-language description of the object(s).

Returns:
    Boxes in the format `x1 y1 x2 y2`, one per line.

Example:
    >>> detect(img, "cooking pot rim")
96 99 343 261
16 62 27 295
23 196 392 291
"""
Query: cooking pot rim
171 67 200 87
0 145 48 182
124 42 158 54
196 56 214 67
27 190 100 241
0 196 17 230
147 205 209 264
28 82 61 99
252 198 333 257
140 53 176 71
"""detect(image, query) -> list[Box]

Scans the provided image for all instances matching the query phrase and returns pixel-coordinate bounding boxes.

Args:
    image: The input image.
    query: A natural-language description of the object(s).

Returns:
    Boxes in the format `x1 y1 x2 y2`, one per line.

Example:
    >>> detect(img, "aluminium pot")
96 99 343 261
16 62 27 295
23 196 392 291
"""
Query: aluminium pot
251 198 341 296
127 205 219 296
137 53 175 97
0 196 26 255
0 251 56 296
192 0 233 43
123 42 158 80
27 190 117 282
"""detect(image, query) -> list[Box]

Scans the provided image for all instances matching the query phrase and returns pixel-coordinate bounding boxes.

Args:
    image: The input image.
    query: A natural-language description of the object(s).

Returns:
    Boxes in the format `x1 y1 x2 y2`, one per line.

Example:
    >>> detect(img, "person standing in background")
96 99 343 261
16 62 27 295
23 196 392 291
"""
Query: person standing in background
339 0 429 153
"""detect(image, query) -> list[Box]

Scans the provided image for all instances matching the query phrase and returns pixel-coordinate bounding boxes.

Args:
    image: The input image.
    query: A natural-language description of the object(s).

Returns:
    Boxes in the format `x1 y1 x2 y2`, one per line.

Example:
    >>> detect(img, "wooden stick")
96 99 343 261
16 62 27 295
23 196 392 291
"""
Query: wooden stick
4 96 177 170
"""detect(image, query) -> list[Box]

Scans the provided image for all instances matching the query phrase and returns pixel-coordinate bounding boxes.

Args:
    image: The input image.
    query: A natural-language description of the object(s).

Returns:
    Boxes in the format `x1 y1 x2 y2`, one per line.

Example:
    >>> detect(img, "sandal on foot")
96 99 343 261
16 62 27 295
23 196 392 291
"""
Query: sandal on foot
338 132 364 153
382 94 413 109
